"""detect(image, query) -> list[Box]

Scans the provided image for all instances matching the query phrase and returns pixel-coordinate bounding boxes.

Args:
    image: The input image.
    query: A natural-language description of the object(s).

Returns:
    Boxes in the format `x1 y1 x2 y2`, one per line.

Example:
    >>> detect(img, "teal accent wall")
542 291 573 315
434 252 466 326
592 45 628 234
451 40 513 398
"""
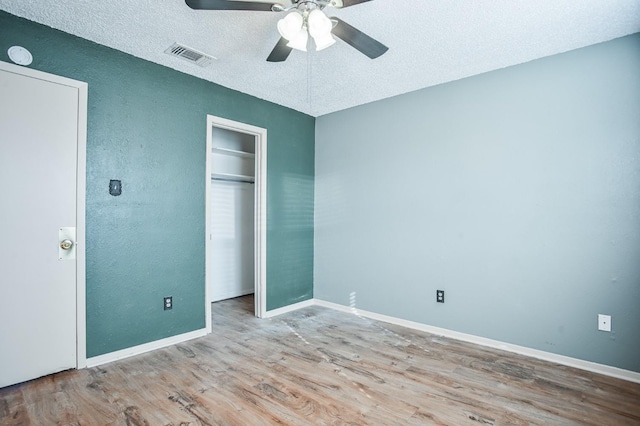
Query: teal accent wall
1 11 314 357
315 34 640 372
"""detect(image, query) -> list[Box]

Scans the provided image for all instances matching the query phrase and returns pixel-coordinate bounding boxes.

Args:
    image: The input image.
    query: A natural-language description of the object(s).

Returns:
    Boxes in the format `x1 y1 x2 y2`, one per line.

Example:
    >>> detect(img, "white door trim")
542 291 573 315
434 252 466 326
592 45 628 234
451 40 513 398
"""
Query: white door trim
0 60 88 369
205 115 267 327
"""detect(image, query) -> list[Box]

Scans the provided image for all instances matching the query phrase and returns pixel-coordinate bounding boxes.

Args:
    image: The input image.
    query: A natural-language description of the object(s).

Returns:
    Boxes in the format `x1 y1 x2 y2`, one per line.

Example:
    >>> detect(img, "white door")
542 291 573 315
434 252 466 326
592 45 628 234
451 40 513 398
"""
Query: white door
209 128 256 303
210 180 255 302
0 63 84 388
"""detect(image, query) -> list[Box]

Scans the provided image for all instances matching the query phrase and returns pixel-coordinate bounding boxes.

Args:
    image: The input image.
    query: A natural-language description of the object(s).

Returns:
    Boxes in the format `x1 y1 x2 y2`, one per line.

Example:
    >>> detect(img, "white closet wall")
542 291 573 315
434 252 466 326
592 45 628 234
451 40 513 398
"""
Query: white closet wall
210 128 255 302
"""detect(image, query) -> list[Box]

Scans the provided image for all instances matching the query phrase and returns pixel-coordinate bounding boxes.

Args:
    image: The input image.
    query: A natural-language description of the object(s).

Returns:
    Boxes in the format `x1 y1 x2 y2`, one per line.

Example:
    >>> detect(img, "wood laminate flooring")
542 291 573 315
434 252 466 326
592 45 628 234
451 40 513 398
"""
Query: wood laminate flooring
1 295 639 425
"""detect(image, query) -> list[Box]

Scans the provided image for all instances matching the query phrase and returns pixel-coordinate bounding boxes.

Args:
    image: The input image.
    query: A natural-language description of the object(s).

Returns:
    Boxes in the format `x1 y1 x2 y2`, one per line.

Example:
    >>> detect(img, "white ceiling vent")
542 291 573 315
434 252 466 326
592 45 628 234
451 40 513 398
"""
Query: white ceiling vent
164 43 215 67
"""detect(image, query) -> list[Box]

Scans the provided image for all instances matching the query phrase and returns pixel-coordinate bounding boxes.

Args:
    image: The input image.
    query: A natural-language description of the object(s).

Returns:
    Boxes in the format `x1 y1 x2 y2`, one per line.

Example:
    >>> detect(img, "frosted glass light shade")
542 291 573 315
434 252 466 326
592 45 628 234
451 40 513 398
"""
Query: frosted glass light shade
286 29 308 51
312 33 336 51
307 9 332 38
277 12 303 41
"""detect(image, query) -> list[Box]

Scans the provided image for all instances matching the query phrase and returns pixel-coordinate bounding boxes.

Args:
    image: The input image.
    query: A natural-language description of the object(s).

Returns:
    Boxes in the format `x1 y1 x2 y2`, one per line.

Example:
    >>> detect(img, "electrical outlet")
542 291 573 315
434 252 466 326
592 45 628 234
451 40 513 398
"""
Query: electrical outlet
164 296 173 311
436 290 445 303
598 314 611 332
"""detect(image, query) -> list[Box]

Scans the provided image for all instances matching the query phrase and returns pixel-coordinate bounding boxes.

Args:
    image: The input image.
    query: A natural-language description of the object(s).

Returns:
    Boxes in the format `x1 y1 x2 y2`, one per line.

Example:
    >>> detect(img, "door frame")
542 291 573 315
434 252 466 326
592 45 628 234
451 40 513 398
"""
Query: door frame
0 60 88 368
205 115 267 327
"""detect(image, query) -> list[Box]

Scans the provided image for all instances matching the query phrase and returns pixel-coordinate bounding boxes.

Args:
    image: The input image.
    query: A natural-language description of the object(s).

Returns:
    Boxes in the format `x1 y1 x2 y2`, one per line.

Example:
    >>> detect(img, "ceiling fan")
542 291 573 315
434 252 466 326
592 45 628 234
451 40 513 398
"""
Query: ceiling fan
185 0 388 62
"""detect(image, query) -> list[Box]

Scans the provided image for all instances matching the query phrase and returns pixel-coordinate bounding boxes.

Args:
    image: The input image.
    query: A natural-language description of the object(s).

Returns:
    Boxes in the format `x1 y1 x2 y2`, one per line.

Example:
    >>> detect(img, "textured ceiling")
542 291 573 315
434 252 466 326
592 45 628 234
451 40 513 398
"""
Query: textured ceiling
1 0 639 116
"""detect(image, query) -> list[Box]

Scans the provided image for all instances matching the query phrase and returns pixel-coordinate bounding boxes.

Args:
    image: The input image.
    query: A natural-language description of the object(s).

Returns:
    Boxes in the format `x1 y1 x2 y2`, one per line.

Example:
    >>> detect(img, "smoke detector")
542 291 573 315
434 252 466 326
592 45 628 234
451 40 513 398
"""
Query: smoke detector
8 46 33 66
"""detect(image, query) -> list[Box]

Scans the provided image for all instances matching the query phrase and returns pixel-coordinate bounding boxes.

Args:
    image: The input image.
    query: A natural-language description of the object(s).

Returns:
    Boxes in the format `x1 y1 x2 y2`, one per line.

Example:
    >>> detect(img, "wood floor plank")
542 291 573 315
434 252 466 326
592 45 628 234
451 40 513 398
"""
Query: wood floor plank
1 295 639 425
0 384 29 426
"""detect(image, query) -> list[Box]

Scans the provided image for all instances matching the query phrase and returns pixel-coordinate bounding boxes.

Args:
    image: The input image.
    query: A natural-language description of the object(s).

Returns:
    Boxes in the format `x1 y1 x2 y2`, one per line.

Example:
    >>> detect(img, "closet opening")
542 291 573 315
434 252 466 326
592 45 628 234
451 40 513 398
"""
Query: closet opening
205 115 267 329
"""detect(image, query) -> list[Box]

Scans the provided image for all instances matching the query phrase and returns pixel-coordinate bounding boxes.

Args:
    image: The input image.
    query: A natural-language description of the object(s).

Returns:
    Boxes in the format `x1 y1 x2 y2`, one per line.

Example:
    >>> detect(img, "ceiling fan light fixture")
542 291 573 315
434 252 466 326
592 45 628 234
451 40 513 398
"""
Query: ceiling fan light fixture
277 11 303 41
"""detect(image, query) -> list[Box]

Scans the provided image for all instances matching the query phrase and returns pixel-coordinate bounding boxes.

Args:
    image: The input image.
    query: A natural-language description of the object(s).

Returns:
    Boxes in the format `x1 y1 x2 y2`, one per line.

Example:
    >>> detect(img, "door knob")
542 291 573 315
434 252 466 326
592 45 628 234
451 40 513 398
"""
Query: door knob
58 228 76 260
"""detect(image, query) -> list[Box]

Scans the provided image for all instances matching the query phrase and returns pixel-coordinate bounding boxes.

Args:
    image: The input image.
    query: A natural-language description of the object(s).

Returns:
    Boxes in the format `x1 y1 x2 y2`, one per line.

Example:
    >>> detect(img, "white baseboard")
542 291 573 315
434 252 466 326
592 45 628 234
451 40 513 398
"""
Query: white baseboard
263 298 316 318
86 328 208 368
313 299 640 384
83 299 640 384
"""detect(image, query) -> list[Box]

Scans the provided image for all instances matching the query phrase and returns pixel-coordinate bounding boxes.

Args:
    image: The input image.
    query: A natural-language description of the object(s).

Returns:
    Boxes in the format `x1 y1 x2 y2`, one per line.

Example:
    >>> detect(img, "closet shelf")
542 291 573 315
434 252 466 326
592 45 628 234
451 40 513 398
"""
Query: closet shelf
212 147 255 158
211 172 255 184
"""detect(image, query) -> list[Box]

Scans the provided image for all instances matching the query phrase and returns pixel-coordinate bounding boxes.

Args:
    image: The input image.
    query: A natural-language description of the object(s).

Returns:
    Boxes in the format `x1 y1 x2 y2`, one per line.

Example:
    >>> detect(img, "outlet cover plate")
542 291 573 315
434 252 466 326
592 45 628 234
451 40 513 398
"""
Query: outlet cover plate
598 314 611 332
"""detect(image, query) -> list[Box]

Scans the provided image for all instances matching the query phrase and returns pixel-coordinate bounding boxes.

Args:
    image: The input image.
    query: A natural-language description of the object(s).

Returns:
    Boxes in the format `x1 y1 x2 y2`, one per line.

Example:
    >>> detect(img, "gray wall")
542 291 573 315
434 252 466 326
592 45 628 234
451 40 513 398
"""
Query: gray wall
314 34 640 372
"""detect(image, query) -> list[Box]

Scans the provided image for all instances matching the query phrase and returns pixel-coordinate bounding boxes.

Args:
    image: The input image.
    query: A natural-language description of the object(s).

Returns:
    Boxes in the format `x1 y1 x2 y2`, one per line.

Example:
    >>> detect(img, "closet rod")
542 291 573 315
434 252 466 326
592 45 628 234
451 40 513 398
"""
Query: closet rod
211 176 254 184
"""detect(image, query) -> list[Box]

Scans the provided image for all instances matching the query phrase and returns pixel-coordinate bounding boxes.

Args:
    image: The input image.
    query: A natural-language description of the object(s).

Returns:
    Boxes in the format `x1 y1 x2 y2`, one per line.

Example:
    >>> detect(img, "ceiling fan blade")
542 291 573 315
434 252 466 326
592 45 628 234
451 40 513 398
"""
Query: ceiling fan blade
330 18 388 59
185 0 280 11
333 0 373 8
267 37 293 62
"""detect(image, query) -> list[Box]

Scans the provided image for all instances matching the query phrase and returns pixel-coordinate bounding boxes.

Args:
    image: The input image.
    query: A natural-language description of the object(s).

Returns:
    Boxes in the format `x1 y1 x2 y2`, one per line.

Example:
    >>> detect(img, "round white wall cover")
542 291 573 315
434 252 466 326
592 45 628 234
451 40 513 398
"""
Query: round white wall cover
8 46 33 66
